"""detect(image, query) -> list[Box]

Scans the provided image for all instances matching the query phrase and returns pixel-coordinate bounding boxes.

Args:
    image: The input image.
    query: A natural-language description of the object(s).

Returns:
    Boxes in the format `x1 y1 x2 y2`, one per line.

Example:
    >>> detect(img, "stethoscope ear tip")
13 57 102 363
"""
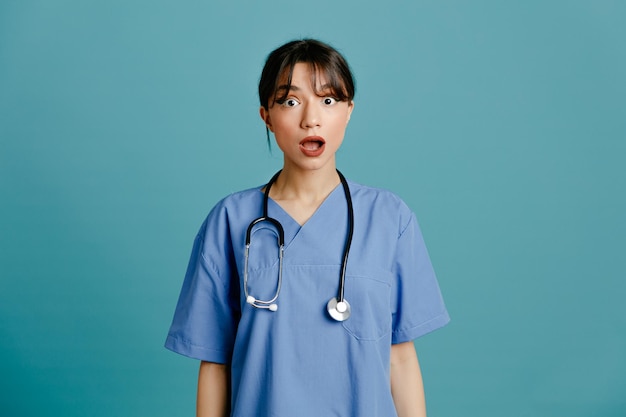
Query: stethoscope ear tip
246 295 278 312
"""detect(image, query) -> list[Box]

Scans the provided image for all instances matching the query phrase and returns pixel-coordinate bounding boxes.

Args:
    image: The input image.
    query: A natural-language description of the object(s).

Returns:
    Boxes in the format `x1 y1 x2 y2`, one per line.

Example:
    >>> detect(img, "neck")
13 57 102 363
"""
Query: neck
271 164 340 202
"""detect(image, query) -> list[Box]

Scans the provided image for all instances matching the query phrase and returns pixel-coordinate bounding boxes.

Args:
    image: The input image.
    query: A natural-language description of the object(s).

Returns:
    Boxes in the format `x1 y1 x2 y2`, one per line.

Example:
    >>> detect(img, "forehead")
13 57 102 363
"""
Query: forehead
277 62 331 88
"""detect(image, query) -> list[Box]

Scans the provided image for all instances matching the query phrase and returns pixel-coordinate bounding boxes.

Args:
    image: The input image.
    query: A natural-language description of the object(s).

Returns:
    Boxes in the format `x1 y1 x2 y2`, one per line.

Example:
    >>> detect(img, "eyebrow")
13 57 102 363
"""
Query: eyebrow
276 84 300 93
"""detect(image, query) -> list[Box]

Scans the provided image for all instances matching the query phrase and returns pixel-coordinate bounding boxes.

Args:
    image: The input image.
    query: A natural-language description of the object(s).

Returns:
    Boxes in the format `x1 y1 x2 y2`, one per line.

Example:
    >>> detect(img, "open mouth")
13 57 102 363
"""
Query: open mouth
299 136 326 157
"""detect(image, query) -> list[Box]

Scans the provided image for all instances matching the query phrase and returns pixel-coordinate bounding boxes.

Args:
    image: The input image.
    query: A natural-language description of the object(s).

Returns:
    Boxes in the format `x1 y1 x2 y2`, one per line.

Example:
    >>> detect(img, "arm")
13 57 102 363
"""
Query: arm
390 341 427 417
197 361 230 417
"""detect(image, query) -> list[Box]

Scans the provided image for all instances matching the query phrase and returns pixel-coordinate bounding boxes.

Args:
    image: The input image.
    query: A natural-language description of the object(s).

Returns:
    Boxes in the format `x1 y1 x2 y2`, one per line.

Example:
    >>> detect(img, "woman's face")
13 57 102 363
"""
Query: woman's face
260 63 354 174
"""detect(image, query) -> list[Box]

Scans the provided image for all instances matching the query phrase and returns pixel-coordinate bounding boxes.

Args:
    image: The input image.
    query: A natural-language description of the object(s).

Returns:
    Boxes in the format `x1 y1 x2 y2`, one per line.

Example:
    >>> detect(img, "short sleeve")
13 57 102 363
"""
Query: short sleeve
391 213 450 344
164 204 240 363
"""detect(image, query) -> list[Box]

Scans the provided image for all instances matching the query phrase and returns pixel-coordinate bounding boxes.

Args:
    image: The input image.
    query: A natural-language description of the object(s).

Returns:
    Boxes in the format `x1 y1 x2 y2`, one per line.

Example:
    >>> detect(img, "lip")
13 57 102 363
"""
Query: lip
299 136 326 157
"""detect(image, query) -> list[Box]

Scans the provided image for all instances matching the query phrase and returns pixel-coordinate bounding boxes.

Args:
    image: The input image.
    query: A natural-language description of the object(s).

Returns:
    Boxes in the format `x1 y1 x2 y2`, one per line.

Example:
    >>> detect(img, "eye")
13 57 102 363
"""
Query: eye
323 97 338 106
281 98 300 108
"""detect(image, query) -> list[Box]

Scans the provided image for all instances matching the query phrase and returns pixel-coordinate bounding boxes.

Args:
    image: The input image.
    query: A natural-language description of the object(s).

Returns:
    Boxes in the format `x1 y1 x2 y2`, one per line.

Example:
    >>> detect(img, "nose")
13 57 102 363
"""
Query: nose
301 101 321 129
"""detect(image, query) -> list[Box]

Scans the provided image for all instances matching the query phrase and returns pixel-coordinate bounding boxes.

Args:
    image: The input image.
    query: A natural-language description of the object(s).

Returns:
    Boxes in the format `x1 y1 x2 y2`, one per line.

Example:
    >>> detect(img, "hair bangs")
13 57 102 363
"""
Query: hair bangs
271 61 351 106
260 39 355 109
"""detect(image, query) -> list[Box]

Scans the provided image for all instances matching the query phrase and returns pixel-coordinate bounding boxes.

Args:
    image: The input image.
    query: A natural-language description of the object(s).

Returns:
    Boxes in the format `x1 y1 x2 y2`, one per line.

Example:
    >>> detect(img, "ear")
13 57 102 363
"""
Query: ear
259 106 273 132
346 101 355 124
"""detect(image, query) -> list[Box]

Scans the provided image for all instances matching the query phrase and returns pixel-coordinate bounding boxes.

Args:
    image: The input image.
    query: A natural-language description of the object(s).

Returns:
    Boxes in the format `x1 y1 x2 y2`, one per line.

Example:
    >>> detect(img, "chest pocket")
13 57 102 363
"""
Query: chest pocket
341 271 392 341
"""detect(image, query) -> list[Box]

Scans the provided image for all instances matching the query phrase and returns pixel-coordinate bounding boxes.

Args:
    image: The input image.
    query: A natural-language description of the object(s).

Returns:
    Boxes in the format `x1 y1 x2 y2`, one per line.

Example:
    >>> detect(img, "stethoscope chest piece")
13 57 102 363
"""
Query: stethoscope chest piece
327 297 351 321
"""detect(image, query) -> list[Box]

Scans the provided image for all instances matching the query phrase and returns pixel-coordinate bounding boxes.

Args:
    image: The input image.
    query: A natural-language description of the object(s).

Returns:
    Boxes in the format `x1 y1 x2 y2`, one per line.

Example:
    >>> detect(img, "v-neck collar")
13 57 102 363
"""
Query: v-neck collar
265 183 344 249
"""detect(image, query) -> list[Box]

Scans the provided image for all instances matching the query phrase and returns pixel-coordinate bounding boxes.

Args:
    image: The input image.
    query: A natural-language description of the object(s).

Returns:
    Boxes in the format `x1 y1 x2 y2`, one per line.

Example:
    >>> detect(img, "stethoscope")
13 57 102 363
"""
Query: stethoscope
243 169 354 321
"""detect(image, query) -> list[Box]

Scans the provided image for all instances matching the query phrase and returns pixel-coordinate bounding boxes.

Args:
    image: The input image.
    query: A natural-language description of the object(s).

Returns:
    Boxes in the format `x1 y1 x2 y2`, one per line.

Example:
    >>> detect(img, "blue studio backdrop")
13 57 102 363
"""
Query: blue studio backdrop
1 1 625 416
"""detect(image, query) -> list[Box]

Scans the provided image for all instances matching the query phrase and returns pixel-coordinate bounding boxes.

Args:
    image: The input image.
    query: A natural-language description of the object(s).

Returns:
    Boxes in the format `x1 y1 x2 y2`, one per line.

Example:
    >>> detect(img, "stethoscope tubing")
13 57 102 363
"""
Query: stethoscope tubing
336 170 353 304
244 169 354 320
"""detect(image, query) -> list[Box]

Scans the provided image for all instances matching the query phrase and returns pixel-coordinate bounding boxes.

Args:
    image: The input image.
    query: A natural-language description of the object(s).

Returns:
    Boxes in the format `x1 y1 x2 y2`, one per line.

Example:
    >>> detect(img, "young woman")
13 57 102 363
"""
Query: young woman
165 39 449 417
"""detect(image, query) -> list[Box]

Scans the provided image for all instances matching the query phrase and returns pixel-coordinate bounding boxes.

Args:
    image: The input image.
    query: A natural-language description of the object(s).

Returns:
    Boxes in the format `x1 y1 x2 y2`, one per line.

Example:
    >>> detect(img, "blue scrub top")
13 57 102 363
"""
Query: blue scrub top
166 180 449 417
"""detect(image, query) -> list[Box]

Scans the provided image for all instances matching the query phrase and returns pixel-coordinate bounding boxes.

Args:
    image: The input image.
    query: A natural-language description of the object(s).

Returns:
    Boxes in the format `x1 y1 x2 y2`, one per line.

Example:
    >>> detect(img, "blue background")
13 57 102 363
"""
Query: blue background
1 1 624 416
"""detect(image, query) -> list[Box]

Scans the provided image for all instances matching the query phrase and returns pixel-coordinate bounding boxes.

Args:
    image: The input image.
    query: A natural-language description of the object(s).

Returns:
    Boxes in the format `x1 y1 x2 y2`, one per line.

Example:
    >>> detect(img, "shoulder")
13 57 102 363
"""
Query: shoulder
208 186 263 215
216 186 263 207
346 180 415 234
197 186 263 234
191 186 265 261
347 180 409 207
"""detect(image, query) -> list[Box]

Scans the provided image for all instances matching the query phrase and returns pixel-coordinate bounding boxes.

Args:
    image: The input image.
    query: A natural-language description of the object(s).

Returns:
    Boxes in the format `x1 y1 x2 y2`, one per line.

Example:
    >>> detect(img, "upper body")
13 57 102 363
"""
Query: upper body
165 39 449 417
166 181 449 416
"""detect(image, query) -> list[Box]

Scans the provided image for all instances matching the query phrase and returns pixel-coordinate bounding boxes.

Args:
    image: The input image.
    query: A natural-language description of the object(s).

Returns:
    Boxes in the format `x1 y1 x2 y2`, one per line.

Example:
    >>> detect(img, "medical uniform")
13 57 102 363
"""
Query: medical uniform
165 180 449 417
